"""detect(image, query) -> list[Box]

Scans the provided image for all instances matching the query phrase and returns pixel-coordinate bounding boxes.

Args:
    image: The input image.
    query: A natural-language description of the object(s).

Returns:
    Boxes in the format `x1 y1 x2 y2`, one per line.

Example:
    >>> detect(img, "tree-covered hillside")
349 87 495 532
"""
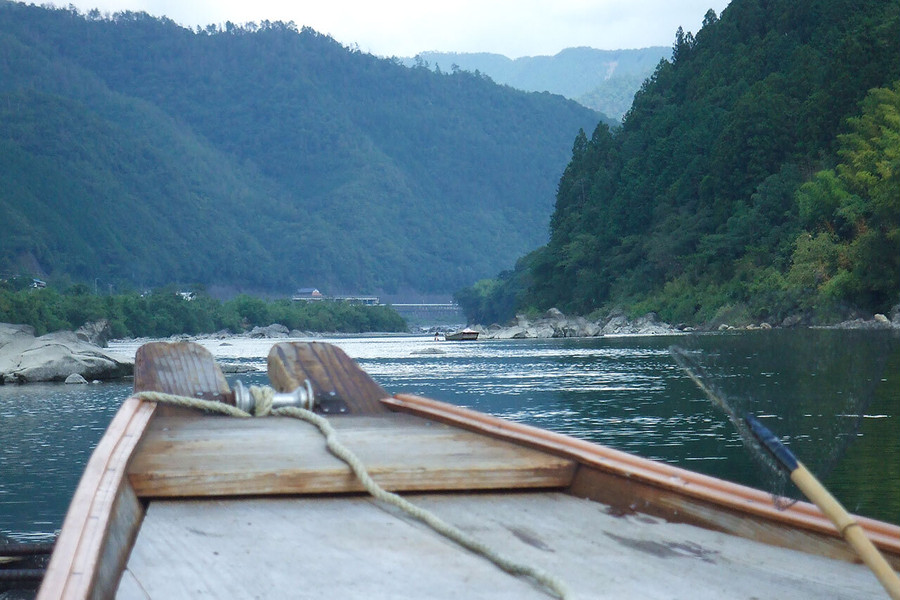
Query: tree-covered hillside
406 47 668 121
458 0 899 326
0 2 602 297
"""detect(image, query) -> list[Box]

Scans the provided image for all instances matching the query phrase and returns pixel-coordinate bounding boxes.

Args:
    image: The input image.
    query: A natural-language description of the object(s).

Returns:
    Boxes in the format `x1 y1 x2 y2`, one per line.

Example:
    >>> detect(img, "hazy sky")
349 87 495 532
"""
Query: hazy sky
58 0 732 58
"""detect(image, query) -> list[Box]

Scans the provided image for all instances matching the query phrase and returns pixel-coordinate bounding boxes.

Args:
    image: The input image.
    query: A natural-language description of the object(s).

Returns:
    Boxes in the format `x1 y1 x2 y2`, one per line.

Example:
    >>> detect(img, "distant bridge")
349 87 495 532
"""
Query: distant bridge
389 303 461 311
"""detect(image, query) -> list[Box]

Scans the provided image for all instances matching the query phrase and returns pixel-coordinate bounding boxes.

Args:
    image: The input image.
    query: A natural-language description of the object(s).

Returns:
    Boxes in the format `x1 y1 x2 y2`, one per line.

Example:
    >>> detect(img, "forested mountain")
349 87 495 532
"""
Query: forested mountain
404 47 668 121
0 2 602 298
458 0 899 326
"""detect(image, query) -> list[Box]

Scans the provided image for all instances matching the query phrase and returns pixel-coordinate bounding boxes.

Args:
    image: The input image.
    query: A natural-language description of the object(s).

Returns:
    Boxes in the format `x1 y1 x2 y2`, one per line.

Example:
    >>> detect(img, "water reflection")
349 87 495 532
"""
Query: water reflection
0 381 131 541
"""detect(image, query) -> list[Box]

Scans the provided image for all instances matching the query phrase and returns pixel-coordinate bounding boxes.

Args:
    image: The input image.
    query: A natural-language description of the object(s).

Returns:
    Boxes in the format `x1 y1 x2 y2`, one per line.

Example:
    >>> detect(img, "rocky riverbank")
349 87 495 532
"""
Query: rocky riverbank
0 323 133 384
470 305 900 339
473 308 679 339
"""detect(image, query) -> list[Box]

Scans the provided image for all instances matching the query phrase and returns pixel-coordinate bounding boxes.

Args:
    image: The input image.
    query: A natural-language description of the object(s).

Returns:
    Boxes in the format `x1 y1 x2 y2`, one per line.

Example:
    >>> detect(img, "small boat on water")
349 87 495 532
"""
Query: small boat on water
34 341 900 599
445 327 479 341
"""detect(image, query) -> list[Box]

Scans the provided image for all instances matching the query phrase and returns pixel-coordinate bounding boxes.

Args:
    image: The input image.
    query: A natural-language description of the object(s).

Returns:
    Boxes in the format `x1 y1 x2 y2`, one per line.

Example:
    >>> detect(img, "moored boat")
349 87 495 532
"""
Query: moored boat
445 327 479 341
35 341 900 599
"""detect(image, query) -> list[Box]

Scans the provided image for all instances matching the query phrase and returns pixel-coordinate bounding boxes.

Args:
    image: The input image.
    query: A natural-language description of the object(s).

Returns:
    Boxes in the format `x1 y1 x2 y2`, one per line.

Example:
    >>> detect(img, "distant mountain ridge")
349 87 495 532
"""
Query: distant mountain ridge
402 47 669 120
0 2 602 298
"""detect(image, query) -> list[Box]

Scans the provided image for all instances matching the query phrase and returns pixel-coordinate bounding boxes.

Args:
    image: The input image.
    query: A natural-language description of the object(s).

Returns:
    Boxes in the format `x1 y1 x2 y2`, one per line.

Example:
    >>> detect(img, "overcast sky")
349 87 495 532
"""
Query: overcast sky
59 0 732 58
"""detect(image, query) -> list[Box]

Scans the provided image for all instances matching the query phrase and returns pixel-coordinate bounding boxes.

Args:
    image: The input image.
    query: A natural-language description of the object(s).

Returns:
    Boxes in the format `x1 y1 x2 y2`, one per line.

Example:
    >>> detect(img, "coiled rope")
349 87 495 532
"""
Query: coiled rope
134 388 571 599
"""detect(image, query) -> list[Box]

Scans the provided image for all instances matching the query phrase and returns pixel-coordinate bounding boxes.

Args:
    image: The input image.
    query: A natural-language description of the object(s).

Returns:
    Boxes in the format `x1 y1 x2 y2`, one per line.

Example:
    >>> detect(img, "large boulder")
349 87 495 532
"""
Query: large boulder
248 323 290 338
600 311 676 335
482 308 604 339
491 325 529 339
75 319 112 347
0 324 133 384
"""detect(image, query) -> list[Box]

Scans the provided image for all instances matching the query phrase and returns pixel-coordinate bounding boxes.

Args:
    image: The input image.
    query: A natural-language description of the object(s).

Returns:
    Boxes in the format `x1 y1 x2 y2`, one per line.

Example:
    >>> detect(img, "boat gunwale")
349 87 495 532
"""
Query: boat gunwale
383 393 900 558
37 397 157 600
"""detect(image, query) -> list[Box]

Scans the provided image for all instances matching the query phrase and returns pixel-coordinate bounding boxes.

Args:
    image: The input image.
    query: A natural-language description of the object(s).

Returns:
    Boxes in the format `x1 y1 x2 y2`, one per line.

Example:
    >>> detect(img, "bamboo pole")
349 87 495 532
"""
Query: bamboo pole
745 414 900 600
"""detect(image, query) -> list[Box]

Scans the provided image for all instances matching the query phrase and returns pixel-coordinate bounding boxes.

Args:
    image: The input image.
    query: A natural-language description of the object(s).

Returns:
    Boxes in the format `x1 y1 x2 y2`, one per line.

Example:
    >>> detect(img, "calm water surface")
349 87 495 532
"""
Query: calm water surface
1 329 897 542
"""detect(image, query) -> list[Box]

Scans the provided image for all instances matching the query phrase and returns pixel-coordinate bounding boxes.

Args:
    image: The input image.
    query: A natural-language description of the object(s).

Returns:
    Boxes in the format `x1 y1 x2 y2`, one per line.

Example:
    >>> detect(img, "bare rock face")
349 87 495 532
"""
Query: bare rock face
479 308 677 339
75 319 112 347
248 323 290 338
0 324 133 384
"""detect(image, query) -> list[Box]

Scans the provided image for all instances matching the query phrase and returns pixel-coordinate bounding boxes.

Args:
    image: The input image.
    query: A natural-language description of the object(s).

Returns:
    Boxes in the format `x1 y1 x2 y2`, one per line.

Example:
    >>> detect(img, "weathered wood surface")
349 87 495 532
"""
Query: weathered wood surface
384 393 900 569
267 341 390 414
127 412 576 497
37 398 154 600
134 342 230 401
118 492 888 599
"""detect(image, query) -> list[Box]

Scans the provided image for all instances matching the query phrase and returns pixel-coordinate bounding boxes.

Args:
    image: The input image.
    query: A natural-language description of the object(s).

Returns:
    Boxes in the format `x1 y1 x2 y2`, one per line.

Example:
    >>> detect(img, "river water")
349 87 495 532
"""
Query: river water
1 329 898 543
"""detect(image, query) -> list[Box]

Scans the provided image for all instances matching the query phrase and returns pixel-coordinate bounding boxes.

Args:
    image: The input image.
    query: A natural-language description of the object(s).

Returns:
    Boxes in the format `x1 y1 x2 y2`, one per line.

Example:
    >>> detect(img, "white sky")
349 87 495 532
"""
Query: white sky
58 0 732 58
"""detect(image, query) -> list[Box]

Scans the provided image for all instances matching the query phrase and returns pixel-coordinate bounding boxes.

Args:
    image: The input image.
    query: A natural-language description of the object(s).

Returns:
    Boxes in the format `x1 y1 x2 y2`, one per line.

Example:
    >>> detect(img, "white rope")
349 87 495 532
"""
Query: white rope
134 388 572 599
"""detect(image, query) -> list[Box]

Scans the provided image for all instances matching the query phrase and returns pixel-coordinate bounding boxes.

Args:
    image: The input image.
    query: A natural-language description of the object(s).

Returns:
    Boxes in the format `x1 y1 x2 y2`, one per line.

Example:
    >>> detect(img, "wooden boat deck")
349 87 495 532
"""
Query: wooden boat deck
116 411 890 599
118 492 886 599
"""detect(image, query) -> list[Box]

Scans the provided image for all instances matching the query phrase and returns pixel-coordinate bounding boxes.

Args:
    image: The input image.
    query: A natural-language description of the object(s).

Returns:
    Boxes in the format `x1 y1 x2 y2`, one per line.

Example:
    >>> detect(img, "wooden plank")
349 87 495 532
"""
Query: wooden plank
134 342 230 399
127 412 576 497
119 493 887 599
569 464 895 567
267 342 390 414
384 393 900 568
38 398 155 600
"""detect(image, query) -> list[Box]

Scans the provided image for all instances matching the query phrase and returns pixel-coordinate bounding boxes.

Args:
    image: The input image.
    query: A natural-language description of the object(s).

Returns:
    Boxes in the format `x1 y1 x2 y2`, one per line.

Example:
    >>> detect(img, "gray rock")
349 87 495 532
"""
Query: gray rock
600 313 629 335
492 325 529 339
249 323 290 338
544 307 565 320
75 319 111 348
528 324 556 338
781 314 803 328
600 311 676 335
65 373 89 384
480 308 676 339
833 316 894 330
0 322 36 339
0 324 133 384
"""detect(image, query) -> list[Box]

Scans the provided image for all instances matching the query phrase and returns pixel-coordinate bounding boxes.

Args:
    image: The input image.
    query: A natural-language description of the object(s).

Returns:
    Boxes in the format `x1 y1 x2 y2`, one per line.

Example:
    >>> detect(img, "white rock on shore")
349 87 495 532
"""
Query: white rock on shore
477 308 678 340
0 323 134 384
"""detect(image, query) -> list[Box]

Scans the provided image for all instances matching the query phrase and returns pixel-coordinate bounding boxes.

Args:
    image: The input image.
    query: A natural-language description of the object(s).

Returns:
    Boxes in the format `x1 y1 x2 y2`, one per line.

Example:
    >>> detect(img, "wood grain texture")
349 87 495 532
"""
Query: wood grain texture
127 412 575 497
119 493 888 599
134 342 230 399
267 342 389 414
384 393 900 569
38 398 155 600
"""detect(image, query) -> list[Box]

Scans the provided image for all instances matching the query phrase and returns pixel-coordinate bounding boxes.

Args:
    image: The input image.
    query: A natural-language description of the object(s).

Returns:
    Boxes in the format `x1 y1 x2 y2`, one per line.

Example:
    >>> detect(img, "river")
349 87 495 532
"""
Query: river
1 328 898 543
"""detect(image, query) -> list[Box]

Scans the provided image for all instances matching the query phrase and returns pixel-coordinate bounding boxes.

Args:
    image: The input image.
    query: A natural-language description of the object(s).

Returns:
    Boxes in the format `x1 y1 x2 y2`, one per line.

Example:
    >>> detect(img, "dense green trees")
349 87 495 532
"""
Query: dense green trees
0 3 600 297
788 83 900 312
0 284 406 337
462 0 899 326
